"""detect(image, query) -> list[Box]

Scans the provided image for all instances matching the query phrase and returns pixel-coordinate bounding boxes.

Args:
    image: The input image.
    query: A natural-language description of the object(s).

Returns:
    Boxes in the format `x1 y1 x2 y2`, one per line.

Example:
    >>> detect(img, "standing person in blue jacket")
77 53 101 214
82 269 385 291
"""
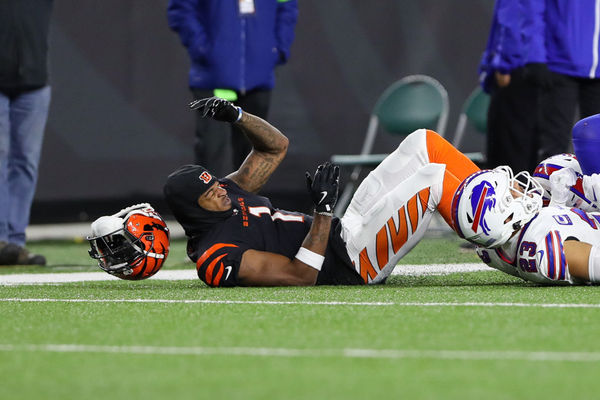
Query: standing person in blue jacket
479 0 549 174
540 0 600 162
479 0 600 173
0 0 53 266
167 0 298 177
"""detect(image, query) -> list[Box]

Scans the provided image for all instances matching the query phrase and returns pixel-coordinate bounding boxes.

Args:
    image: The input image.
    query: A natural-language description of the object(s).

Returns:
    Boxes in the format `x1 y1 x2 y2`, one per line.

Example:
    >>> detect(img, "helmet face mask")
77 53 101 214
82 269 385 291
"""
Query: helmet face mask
452 166 543 248
87 205 170 280
88 228 146 275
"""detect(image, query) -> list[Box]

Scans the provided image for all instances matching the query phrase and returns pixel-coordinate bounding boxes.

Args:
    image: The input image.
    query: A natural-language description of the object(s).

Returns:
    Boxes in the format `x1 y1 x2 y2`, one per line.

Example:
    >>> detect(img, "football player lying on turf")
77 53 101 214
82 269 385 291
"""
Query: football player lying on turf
163 97 480 286
468 152 600 285
165 98 600 287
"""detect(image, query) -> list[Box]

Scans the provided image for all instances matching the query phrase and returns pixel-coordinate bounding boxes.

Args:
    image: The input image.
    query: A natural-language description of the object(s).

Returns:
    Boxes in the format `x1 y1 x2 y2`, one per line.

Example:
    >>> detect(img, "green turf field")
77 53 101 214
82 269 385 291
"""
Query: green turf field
1 236 600 400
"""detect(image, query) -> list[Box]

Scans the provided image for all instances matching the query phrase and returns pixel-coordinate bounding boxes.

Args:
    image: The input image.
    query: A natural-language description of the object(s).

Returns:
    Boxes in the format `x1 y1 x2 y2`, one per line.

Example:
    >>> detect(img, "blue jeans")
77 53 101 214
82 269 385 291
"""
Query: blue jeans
0 86 51 246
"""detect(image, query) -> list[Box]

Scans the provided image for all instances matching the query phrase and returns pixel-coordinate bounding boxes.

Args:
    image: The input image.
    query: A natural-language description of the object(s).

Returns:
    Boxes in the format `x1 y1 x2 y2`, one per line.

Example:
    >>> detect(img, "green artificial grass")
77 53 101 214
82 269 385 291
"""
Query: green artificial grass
1 235 600 400
0 234 480 274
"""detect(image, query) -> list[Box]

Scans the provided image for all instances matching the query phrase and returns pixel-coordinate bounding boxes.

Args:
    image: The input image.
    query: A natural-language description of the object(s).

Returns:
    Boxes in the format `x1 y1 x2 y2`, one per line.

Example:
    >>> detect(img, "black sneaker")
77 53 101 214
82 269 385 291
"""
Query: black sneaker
15 246 46 266
0 242 20 265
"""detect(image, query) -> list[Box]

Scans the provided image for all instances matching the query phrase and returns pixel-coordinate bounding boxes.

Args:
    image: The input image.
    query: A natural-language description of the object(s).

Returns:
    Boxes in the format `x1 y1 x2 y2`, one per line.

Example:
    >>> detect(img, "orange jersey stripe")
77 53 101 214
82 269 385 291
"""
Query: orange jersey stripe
196 243 238 271
212 261 226 286
204 253 227 286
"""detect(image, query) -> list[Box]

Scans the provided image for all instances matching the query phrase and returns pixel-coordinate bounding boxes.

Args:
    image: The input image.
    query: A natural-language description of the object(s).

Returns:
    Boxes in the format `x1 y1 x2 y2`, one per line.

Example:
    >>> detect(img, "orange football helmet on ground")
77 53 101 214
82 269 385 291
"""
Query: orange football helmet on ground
87 204 170 280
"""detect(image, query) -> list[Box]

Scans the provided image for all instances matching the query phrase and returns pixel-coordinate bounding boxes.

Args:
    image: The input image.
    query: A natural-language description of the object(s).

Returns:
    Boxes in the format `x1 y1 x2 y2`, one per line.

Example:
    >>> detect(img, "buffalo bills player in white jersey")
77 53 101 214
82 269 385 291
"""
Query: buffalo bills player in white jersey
458 119 600 285
454 161 600 285
463 111 600 285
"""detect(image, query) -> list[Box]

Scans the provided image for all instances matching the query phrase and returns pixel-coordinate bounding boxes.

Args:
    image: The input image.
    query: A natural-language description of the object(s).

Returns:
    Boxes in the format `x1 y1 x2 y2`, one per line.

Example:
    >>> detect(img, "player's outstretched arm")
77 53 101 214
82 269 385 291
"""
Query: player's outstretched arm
236 163 339 286
228 111 289 193
190 97 289 193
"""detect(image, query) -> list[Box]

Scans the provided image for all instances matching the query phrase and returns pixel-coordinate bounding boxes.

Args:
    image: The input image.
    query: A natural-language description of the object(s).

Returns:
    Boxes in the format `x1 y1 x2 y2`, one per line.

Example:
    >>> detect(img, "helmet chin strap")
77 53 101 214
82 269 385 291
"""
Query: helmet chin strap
144 251 165 259
100 261 130 273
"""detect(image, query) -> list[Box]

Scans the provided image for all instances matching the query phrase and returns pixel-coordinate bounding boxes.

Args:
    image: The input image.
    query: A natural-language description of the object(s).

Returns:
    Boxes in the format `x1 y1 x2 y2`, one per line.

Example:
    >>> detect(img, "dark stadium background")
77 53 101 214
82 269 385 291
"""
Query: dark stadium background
32 0 493 223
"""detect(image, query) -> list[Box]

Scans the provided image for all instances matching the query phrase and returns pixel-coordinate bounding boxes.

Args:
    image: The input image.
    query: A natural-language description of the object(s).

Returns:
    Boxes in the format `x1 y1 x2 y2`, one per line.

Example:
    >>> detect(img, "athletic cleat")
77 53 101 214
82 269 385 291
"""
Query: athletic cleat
0 242 19 265
15 246 46 266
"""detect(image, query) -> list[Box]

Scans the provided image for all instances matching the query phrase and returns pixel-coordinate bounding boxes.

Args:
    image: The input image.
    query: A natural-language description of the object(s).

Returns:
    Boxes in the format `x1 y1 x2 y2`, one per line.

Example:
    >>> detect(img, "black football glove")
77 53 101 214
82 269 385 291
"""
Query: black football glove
189 97 242 123
305 162 340 216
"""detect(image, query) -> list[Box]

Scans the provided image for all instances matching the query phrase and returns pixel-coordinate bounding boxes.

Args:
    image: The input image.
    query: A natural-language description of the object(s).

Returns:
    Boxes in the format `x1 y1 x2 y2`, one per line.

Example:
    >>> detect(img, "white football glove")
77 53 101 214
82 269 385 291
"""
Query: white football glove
549 167 577 206
583 173 600 205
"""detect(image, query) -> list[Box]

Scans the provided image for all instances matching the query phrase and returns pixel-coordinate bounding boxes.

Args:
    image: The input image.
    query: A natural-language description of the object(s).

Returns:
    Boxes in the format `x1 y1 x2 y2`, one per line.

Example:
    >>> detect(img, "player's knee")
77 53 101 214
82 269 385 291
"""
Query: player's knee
347 174 383 214
397 129 428 154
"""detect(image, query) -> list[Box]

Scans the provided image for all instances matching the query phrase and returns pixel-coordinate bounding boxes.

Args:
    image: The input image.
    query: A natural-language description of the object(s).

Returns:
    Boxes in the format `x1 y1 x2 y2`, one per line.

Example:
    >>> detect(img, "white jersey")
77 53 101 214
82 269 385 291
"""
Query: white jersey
477 206 600 284
475 245 520 278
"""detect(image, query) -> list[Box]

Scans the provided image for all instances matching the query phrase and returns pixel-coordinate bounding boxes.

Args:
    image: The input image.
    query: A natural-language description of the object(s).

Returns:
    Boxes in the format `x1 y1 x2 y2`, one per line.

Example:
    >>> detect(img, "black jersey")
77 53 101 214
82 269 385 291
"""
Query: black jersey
187 179 364 286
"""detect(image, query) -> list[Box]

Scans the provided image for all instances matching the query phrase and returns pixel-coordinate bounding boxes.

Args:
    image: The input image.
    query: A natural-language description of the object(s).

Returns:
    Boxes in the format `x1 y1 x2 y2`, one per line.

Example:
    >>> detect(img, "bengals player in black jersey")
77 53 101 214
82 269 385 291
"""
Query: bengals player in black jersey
164 97 480 287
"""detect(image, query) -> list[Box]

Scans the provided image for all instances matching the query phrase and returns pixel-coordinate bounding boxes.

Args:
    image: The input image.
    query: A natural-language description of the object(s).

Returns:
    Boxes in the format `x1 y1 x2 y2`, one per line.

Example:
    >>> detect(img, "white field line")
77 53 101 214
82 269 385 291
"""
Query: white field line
2 298 600 309
0 343 599 363
0 263 492 285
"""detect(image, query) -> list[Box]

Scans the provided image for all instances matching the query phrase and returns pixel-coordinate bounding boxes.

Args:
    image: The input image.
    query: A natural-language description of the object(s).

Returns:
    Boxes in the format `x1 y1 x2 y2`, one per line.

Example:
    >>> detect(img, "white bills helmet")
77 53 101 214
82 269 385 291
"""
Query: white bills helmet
452 166 543 248
532 153 595 209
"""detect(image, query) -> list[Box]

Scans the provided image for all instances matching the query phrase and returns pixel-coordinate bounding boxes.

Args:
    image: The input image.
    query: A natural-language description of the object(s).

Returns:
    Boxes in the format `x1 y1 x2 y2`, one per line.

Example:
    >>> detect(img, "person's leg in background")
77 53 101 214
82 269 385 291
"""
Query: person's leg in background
0 90 21 264
577 77 600 119
486 68 541 173
7 86 51 265
232 89 271 169
191 88 231 177
570 78 600 174
537 72 578 162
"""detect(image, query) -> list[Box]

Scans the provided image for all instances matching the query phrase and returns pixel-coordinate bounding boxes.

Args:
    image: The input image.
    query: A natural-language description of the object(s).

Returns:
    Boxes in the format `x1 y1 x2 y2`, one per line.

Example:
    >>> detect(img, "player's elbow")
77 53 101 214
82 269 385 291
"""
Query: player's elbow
277 136 289 156
285 263 318 286
290 271 317 286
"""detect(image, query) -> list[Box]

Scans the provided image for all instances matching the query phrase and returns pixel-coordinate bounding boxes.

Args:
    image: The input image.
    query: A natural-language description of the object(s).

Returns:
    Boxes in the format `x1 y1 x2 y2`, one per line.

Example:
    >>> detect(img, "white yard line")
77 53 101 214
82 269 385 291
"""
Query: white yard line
0 263 492 285
0 343 598 362
1 298 600 309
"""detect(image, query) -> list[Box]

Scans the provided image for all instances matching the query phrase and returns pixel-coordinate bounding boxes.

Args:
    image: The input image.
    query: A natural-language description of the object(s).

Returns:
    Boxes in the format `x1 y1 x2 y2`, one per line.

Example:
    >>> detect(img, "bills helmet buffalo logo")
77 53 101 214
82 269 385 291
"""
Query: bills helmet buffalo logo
469 180 496 236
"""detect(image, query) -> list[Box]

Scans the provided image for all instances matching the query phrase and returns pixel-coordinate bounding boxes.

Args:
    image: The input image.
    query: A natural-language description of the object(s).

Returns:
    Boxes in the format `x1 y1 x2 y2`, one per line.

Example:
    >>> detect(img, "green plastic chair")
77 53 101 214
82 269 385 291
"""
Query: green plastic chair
451 86 490 164
331 75 449 216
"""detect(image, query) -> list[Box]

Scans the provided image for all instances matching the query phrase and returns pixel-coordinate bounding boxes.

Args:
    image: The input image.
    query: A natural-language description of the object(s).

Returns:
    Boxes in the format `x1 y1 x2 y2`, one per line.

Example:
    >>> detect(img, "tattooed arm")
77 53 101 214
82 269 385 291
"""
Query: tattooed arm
226 112 289 193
